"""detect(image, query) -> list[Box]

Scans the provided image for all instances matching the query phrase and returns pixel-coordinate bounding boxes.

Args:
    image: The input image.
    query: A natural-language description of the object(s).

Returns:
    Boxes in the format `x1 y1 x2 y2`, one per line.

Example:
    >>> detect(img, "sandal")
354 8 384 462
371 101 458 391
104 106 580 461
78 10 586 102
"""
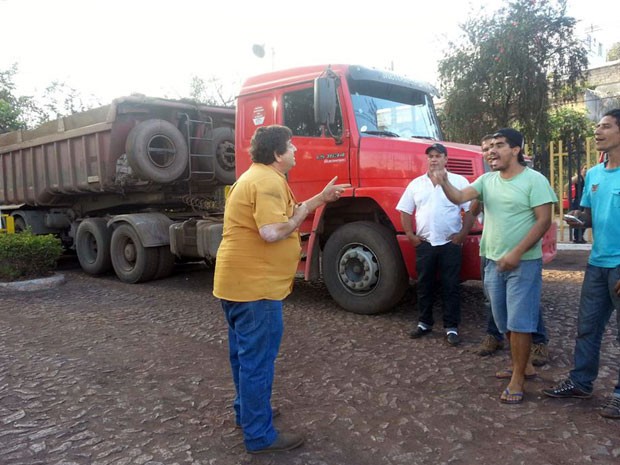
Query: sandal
500 388 524 404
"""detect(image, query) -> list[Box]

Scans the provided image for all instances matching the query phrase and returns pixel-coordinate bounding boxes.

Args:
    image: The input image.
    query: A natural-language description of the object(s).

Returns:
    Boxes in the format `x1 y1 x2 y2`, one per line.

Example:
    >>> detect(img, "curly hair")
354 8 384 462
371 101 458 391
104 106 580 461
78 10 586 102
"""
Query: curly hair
249 125 293 164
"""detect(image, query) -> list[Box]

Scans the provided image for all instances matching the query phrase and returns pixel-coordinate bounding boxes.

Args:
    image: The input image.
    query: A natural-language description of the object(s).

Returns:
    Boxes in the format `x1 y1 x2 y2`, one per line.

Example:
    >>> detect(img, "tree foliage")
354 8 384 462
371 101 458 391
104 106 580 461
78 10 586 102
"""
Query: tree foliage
548 106 593 183
607 42 620 62
438 0 588 173
188 75 237 107
0 64 40 133
548 107 594 142
1 64 100 133
37 81 100 123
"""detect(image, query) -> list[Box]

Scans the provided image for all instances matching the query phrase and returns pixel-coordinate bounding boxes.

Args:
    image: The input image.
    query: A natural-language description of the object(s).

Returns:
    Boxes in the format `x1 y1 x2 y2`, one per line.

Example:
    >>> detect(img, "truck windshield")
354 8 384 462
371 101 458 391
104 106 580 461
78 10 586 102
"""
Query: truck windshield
348 78 441 140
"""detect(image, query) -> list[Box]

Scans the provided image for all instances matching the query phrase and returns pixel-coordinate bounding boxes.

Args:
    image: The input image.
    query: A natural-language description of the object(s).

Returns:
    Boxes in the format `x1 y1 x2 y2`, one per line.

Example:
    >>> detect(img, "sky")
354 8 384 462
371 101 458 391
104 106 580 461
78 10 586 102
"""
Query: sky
1 0 618 105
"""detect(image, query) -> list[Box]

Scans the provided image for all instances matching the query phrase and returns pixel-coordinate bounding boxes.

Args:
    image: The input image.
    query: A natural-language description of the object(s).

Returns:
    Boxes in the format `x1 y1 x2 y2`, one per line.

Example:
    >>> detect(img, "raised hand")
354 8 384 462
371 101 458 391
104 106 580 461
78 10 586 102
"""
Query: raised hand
321 176 352 203
430 168 448 185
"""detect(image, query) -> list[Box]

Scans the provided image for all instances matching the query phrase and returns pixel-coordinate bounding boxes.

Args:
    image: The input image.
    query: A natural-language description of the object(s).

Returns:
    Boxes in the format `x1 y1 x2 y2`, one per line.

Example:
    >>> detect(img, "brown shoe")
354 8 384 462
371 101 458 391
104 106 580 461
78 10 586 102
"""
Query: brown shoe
475 334 504 356
530 343 549 367
247 432 304 454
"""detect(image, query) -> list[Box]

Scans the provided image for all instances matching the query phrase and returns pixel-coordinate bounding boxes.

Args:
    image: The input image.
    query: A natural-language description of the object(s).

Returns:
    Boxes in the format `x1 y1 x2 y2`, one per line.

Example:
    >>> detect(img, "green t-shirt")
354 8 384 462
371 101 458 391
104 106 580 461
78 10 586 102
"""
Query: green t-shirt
472 167 557 261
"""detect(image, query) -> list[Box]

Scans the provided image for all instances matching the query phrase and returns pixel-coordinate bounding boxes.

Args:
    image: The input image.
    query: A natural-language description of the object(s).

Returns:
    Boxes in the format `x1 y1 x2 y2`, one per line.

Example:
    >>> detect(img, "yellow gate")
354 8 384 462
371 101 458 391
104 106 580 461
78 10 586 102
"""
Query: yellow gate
0 214 15 234
545 137 599 243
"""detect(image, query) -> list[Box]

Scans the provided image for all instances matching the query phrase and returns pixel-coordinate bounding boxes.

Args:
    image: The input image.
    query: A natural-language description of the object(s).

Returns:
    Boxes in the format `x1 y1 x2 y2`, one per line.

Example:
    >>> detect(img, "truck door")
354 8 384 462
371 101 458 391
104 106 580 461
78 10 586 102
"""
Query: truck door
280 86 349 200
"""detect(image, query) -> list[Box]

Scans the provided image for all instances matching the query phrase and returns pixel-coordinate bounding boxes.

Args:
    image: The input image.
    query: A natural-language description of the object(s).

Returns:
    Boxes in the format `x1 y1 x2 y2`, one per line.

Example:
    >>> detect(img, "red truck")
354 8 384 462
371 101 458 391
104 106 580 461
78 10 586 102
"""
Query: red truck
0 64 556 314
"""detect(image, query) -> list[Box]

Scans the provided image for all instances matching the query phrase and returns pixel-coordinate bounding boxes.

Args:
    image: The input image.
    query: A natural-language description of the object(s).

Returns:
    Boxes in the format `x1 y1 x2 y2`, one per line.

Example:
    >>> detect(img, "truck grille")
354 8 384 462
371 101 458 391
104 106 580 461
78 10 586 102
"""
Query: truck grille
446 159 474 176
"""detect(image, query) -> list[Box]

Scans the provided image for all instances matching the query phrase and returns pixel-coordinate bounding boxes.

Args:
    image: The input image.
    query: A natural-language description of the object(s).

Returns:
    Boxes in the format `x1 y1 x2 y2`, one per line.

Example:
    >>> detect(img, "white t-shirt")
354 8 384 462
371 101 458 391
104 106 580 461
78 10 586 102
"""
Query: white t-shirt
396 172 471 246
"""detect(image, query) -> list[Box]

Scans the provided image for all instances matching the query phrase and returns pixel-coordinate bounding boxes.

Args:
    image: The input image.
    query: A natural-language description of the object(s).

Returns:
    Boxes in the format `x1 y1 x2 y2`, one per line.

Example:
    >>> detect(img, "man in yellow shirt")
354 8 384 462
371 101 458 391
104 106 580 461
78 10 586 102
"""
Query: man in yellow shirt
214 125 349 454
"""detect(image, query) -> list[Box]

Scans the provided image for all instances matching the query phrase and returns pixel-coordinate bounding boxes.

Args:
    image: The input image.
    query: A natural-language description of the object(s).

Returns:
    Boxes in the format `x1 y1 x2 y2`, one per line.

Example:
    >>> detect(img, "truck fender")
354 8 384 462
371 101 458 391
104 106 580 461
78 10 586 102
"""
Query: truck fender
303 205 327 280
12 210 64 234
349 186 406 233
107 213 173 247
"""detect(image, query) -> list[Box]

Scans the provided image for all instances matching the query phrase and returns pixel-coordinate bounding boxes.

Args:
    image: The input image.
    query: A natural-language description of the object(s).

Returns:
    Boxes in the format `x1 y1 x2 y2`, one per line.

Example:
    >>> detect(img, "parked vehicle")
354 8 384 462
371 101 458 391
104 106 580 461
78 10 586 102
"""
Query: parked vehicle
0 64 556 313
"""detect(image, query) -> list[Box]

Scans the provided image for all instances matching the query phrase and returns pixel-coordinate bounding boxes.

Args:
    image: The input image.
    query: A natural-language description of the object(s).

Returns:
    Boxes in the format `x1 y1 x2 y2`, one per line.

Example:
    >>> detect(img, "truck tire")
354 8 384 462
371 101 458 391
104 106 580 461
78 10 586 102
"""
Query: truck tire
126 119 189 183
323 221 408 315
212 127 236 185
76 218 112 275
110 224 159 283
153 246 176 280
13 217 27 233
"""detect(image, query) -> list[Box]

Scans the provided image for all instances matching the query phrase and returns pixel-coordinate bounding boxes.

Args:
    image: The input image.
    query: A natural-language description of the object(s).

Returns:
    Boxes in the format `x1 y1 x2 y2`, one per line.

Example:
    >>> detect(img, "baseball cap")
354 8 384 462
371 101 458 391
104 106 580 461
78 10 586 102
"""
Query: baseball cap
493 128 524 149
425 143 448 156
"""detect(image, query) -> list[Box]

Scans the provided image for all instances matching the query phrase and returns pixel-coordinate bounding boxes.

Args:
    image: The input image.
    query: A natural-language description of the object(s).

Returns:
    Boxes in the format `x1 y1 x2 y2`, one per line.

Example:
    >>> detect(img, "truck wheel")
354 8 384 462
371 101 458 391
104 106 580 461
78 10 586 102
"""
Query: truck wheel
153 246 176 280
110 224 159 283
212 127 236 185
76 218 112 275
323 221 408 315
126 119 189 183
13 217 27 232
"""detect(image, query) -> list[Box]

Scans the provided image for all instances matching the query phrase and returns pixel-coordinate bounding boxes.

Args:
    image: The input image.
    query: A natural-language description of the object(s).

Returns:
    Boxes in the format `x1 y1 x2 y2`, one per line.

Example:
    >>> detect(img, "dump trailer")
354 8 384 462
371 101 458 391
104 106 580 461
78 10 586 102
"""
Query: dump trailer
0 95 235 282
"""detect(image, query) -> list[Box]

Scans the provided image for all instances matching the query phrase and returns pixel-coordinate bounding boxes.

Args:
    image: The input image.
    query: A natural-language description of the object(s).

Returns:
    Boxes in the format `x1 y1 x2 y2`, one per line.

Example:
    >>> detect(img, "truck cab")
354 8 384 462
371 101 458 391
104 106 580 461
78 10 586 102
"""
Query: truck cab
236 64 488 314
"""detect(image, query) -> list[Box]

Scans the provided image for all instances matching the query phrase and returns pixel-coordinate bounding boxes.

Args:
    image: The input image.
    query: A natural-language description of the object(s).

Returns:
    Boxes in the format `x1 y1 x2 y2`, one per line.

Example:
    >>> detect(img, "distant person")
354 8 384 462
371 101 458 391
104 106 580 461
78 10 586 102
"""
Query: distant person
213 125 350 453
567 164 588 243
432 128 557 404
543 109 620 419
397 143 475 346
474 135 550 368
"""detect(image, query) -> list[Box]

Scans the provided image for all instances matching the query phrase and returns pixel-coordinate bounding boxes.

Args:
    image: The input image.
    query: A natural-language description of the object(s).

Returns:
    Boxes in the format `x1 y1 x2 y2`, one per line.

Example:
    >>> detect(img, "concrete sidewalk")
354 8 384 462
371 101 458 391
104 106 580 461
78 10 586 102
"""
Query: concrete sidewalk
557 242 591 251
555 217 592 251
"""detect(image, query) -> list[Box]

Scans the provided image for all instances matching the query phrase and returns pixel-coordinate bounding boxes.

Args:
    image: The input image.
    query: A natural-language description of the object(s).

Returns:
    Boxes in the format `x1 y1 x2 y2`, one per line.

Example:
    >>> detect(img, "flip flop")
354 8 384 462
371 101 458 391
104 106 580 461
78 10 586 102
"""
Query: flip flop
495 368 537 380
500 388 524 404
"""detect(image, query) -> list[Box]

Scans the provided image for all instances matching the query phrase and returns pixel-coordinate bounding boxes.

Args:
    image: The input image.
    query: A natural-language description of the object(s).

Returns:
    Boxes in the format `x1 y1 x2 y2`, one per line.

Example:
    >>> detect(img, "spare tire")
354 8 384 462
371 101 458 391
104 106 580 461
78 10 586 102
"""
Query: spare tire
212 127 236 185
126 119 189 183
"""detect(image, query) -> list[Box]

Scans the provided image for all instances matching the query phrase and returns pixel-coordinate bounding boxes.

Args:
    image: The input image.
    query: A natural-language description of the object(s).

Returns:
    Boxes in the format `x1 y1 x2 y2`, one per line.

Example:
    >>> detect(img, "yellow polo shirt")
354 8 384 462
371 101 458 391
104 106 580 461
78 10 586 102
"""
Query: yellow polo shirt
213 163 301 302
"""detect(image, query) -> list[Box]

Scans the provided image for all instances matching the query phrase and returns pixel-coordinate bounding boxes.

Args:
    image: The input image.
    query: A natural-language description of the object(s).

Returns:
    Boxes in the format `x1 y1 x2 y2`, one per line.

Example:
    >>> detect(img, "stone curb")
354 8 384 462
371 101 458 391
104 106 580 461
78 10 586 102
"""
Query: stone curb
0 273 66 291
556 243 592 251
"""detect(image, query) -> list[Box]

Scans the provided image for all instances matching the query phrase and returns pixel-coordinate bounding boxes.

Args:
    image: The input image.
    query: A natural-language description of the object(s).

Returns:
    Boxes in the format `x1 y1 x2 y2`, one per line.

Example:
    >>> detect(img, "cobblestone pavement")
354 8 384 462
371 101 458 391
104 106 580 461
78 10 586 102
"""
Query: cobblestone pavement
1 251 618 465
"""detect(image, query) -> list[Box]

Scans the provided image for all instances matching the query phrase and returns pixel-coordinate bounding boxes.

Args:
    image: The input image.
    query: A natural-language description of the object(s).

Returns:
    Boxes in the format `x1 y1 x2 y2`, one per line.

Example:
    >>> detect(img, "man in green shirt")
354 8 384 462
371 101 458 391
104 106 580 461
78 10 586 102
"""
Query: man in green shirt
432 128 557 404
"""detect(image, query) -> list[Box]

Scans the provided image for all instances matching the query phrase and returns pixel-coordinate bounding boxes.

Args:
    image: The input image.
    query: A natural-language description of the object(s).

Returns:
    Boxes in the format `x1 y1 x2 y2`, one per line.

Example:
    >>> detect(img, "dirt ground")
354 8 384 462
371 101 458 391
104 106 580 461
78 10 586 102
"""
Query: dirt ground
1 249 619 465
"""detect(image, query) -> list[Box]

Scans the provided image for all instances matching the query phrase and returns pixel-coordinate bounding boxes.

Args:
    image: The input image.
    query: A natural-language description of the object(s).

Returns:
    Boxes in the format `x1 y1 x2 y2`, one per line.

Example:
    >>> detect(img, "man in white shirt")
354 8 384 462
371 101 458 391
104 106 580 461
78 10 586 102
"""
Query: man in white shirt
396 143 475 346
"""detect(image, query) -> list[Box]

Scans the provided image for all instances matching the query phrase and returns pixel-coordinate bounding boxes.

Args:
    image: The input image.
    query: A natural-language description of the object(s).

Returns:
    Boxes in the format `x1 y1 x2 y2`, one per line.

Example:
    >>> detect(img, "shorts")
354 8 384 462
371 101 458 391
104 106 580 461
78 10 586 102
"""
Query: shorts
484 258 542 333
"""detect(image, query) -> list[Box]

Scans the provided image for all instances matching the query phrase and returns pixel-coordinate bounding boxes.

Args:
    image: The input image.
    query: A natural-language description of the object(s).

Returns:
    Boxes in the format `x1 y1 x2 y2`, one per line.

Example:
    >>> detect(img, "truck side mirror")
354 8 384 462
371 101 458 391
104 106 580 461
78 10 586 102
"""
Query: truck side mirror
314 76 337 125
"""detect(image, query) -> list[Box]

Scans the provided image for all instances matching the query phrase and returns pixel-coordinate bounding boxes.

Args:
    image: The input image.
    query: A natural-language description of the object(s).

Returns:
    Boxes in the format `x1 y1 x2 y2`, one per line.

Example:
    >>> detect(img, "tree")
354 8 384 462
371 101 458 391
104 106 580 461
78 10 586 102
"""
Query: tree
187 75 237 107
549 106 594 180
548 107 594 142
438 0 588 174
34 81 100 125
0 64 39 133
607 42 620 62
1 64 99 133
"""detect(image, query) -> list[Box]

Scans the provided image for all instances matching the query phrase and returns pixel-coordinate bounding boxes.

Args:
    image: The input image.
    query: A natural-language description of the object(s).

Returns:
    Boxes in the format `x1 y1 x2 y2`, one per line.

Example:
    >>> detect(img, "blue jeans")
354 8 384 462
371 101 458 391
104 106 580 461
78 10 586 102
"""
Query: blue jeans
415 241 462 329
569 265 620 396
484 259 543 333
222 299 283 451
481 257 548 343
